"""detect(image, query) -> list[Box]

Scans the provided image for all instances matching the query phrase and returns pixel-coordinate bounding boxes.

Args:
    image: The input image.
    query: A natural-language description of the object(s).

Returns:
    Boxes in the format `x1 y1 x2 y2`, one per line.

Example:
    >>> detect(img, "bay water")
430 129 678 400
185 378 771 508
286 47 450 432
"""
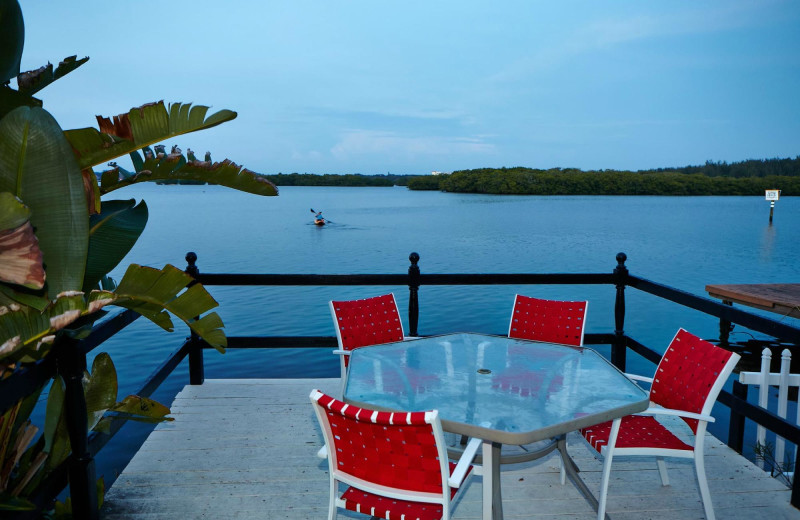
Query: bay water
83 184 799 485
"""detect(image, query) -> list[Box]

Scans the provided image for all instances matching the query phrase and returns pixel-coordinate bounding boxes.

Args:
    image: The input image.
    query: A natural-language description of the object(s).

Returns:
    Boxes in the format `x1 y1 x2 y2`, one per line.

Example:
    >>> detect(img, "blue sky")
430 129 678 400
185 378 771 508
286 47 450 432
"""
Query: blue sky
17 0 800 175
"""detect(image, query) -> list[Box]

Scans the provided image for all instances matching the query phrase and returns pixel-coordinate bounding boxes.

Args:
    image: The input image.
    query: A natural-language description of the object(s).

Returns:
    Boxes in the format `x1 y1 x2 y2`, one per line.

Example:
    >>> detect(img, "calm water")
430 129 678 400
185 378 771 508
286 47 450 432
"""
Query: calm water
74 184 799 484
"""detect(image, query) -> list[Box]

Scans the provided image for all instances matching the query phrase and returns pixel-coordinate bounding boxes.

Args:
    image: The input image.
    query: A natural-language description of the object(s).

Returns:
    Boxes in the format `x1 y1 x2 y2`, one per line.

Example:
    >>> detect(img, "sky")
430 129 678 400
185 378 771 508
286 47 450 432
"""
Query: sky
15 0 800 176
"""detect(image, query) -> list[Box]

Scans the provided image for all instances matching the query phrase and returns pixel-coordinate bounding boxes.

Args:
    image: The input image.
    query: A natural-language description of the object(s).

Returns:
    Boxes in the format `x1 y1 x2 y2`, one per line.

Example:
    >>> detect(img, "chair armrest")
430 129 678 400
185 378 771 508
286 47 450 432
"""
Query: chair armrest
636 405 715 423
625 373 653 384
448 436 481 489
331 349 350 356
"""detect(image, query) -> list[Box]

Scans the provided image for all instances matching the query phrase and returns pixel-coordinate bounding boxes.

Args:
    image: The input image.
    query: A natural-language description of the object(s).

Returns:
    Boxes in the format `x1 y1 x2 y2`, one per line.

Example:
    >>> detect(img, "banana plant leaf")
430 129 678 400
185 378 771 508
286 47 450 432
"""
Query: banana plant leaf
0 0 24 84
0 400 21 487
0 284 48 311
0 192 44 289
0 291 115 364
83 353 118 432
0 493 35 511
63 101 237 171
0 106 88 296
42 377 67 466
83 199 148 292
0 86 41 121
94 395 172 433
111 264 226 351
16 55 89 97
99 150 278 196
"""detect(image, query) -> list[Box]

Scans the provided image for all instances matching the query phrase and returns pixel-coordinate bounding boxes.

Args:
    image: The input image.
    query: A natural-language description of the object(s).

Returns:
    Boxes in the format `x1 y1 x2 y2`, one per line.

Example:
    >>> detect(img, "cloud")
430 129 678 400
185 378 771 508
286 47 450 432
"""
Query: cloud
490 0 783 83
330 129 496 159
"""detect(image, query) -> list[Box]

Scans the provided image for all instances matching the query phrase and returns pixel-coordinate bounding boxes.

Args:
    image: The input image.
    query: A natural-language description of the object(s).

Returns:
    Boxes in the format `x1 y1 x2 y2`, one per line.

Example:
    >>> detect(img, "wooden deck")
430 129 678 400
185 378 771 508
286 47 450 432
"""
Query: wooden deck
101 378 799 519
706 283 800 319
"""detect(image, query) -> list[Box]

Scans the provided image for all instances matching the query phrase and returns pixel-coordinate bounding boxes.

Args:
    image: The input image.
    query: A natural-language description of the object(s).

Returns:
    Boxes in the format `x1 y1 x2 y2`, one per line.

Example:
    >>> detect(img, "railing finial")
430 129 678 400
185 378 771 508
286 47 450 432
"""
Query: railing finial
409 251 420 265
186 252 199 279
616 252 627 270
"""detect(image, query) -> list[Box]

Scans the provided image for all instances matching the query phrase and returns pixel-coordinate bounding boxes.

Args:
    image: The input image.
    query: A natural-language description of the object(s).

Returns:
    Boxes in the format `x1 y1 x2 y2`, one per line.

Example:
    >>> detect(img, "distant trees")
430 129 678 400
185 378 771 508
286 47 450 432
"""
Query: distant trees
406 157 800 195
266 173 395 186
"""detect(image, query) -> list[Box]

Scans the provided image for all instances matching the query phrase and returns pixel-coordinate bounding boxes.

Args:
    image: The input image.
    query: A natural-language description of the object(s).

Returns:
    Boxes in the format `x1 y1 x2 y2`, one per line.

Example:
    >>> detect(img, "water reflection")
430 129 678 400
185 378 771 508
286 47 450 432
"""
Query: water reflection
760 223 777 263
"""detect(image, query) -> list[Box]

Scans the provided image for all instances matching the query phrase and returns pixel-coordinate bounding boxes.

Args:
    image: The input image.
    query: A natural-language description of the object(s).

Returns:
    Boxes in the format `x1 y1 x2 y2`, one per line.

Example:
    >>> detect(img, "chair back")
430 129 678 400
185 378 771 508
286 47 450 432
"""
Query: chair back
650 328 740 433
508 294 588 346
330 293 405 360
309 389 449 497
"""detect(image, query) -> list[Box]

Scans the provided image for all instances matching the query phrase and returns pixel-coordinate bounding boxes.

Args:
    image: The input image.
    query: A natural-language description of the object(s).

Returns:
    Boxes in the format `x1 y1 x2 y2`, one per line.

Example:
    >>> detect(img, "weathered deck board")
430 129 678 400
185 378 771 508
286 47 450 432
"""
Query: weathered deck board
102 378 800 519
706 283 800 319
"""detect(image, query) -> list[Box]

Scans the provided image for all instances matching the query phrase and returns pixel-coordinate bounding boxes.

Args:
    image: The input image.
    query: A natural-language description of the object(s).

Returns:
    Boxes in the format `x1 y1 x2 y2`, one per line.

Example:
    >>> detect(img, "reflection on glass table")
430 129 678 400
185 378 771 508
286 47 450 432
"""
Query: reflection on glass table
344 332 649 520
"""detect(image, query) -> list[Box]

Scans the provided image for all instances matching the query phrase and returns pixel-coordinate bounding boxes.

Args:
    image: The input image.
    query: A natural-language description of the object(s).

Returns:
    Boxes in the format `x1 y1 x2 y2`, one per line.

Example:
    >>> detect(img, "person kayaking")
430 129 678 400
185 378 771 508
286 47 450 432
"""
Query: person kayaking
313 209 326 226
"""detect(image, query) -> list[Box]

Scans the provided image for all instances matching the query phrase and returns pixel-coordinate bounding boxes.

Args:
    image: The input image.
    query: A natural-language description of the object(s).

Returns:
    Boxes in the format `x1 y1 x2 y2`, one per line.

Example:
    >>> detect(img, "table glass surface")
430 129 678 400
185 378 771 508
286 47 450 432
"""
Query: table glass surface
344 333 649 444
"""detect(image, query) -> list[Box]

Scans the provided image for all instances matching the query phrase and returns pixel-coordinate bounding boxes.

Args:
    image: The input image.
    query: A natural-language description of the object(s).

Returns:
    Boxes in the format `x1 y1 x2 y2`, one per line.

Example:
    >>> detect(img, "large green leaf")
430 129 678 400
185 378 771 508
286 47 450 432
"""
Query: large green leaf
0 284 49 311
43 378 64 454
83 353 118 432
63 101 237 170
0 192 44 289
83 199 148 292
16 55 89 97
100 149 278 196
0 106 88 296
40 378 70 480
111 264 226 351
0 85 41 121
0 291 115 364
0 493 35 511
0 0 24 84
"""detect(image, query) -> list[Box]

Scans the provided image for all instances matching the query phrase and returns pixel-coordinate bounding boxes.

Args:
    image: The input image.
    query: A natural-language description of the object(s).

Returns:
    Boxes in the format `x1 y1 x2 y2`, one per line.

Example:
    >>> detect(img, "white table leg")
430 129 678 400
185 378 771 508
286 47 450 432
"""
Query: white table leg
482 440 503 520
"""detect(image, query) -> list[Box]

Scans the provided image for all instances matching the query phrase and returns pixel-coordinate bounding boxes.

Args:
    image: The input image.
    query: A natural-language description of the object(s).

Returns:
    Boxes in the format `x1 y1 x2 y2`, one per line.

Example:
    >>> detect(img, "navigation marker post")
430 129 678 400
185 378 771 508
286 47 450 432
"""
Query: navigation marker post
765 189 781 224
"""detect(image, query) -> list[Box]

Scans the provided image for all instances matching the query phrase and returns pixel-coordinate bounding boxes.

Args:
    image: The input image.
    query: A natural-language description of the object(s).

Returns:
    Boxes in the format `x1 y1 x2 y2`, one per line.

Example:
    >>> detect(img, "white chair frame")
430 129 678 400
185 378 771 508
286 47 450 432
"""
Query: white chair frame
310 389 481 520
590 338 741 520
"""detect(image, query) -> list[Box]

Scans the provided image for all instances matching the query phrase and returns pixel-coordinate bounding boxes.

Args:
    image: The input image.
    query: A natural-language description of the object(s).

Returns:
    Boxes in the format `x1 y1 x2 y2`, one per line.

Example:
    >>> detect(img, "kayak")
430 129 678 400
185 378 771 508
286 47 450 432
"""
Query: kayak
314 218 326 226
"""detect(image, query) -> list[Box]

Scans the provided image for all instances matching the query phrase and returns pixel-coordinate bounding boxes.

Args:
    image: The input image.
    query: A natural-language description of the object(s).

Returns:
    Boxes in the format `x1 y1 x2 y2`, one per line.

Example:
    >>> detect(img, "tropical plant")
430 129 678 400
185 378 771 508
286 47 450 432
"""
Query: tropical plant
0 0 277 515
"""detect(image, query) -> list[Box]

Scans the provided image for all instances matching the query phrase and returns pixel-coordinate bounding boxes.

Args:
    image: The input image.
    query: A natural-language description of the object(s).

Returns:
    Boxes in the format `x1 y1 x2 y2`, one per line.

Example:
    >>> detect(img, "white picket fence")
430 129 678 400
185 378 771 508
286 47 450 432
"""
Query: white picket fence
739 347 800 475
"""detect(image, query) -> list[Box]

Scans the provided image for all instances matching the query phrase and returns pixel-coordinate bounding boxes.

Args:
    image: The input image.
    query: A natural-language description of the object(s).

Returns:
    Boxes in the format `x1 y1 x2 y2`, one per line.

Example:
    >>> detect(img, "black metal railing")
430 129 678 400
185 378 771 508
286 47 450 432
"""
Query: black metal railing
3 251 800 518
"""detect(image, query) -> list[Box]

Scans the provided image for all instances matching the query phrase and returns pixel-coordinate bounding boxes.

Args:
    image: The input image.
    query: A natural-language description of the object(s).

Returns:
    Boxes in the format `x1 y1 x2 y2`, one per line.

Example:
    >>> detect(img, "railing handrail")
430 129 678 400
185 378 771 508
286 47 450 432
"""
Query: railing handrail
628 274 800 344
5 251 800 517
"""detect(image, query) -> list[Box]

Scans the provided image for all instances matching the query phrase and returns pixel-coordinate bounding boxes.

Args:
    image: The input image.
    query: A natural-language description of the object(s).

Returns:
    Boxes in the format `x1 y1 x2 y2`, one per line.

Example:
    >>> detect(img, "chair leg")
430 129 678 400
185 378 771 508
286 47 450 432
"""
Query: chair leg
597 418 621 520
695 450 715 520
656 457 669 486
328 477 337 520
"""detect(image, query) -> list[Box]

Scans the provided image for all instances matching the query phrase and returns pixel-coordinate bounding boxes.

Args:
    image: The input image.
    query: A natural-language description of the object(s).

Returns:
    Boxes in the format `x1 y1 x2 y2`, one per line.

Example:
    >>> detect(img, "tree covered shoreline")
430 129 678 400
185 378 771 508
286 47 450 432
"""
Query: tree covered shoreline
406 157 800 195
257 157 800 195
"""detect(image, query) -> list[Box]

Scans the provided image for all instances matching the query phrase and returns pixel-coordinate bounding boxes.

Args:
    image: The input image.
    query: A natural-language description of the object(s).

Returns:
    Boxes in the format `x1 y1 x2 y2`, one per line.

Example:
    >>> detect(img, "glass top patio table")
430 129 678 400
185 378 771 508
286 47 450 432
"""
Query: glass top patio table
344 332 650 446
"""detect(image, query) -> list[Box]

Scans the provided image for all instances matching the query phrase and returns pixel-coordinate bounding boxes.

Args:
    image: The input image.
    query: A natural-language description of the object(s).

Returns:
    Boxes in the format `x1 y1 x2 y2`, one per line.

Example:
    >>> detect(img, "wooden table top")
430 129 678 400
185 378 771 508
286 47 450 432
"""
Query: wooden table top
705 283 800 319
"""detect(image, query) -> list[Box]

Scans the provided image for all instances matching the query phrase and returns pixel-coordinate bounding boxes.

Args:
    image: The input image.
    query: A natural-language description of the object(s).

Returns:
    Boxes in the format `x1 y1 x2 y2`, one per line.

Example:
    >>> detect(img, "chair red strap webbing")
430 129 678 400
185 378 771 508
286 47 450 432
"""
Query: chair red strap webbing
314 391 444 493
509 295 587 346
332 293 405 353
341 461 466 520
650 328 735 433
580 415 693 453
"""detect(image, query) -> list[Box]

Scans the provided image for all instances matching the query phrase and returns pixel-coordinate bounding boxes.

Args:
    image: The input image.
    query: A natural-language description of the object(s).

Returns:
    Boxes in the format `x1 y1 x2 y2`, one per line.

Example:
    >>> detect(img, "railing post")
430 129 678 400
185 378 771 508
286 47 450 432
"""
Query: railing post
408 252 420 337
56 336 98 520
719 300 733 347
792 449 800 509
185 251 204 385
611 252 628 372
727 380 747 453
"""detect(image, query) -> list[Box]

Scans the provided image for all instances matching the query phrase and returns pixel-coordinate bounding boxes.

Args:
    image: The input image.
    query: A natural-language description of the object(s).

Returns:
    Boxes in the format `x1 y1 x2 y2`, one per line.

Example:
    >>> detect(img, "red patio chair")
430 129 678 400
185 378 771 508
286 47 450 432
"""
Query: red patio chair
330 293 406 393
508 294 588 346
579 328 740 520
310 389 480 520
487 295 588 480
